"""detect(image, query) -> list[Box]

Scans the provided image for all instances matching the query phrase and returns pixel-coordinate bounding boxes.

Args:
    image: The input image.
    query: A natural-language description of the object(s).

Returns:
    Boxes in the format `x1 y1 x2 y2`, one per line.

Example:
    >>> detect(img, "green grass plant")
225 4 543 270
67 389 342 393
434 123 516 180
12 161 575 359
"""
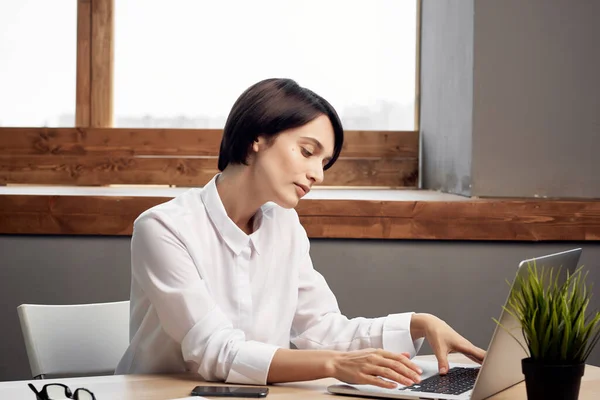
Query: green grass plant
495 263 600 364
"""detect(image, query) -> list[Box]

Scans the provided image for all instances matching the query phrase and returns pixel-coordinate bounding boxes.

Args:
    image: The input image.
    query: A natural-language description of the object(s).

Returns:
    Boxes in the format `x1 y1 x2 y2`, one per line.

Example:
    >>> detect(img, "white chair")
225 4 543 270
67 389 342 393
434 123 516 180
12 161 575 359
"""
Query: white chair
17 301 130 379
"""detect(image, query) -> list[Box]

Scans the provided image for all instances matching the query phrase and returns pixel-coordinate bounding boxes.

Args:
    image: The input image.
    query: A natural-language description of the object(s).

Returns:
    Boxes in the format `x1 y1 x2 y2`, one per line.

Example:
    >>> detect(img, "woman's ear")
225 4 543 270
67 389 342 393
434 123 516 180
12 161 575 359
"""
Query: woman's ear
253 135 270 153
252 138 261 153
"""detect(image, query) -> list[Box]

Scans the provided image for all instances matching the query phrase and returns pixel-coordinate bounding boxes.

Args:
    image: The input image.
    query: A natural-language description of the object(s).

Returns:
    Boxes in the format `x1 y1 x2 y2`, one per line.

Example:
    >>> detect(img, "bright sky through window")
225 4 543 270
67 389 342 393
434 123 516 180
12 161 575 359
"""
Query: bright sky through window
0 1 417 130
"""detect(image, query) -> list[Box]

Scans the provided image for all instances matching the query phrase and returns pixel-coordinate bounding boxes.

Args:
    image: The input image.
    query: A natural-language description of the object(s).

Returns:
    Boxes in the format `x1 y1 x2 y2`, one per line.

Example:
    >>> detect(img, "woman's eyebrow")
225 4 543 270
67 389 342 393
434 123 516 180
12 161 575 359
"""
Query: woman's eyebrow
300 136 323 150
300 137 333 161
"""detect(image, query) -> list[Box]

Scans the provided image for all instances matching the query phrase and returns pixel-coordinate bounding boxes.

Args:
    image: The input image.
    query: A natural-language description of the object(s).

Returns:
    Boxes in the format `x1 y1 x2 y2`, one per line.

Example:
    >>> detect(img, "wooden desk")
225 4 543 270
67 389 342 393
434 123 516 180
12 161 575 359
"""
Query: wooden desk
1 355 599 399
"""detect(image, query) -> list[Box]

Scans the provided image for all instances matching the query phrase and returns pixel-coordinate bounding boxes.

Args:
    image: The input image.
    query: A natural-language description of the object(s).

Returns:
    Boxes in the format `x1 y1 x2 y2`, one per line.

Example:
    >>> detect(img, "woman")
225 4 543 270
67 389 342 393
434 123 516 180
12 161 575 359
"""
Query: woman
115 78 485 388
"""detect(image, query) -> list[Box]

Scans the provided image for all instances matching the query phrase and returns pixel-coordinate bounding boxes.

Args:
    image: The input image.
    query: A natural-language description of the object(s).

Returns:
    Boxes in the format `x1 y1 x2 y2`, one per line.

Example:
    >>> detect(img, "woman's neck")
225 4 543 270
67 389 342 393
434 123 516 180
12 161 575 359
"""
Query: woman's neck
215 166 265 235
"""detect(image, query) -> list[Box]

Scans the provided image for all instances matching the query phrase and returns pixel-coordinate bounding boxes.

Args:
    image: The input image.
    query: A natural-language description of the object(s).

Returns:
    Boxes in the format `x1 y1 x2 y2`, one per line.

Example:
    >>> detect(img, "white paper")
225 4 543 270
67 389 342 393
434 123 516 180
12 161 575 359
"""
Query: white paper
168 396 208 400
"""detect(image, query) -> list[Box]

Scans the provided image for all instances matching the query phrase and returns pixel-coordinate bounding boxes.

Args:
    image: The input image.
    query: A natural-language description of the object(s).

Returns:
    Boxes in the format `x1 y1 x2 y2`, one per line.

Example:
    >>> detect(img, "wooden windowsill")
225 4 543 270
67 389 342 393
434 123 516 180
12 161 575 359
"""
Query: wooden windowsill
1 186 599 241
0 185 469 201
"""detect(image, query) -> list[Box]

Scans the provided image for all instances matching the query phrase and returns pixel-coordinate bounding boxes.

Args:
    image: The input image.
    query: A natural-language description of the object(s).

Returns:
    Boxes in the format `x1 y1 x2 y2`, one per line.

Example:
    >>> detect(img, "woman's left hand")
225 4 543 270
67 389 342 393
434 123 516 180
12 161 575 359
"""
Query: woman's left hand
411 313 486 375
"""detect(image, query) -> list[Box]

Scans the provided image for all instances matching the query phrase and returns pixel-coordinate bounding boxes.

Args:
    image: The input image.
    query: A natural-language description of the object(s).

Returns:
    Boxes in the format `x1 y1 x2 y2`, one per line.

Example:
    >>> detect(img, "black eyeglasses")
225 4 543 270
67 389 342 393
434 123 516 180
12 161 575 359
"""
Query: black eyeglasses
28 383 96 400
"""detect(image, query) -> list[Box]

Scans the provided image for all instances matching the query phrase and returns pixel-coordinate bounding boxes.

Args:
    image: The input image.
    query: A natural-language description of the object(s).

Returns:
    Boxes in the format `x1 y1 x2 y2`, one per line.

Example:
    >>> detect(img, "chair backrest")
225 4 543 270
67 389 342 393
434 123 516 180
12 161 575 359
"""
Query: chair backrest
17 301 130 378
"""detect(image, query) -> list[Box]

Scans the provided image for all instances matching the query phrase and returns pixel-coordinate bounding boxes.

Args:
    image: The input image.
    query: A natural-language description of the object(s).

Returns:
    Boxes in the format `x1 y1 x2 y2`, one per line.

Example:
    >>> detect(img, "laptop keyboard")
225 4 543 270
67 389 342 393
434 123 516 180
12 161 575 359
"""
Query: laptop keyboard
399 366 480 396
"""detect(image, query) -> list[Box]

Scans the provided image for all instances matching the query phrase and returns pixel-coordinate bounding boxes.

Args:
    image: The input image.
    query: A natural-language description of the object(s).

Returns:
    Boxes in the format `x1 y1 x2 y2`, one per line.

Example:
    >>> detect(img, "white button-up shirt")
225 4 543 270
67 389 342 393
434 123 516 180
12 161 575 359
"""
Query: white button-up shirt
115 175 423 384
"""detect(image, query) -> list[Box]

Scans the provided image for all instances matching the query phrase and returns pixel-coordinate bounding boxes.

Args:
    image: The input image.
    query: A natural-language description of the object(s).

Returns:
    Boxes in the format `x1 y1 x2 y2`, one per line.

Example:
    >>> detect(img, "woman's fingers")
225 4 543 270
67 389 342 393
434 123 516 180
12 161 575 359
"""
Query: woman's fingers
363 351 422 386
448 339 486 364
423 316 486 372
371 367 415 387
373 365 419 386
376 350 423 375
429 341 450 374
333 349 424 389
362 374 401 389
459 343 486 364
465 353 484 364
377 357 422 383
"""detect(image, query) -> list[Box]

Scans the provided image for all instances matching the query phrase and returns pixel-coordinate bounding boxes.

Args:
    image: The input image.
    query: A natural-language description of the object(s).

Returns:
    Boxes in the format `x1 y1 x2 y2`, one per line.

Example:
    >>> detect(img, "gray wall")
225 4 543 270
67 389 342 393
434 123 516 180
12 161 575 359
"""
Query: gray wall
421 0 600 198
472 0 600 198
1 235 599 382
420 0 474 196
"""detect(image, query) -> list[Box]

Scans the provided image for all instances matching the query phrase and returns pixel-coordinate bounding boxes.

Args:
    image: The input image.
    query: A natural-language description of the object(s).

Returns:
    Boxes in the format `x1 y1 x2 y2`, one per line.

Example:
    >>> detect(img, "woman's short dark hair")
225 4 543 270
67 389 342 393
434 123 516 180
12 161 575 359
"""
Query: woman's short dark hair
218 78 344 171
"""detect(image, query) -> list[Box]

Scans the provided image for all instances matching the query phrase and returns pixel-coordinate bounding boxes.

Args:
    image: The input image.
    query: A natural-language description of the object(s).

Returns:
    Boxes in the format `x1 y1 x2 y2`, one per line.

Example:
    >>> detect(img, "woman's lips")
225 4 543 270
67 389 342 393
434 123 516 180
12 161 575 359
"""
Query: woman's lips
294 183 309 197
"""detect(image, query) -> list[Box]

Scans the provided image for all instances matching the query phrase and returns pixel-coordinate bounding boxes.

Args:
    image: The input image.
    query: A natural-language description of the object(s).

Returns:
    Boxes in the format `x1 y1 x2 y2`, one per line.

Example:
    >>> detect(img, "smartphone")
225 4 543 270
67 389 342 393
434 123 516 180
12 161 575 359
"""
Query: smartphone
191 385 269 398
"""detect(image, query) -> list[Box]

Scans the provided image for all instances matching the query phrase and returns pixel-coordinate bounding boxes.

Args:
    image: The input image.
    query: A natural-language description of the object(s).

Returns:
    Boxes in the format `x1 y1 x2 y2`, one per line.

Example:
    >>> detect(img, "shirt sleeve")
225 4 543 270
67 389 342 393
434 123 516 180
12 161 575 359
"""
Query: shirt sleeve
290 241 423 358
131 213 279 384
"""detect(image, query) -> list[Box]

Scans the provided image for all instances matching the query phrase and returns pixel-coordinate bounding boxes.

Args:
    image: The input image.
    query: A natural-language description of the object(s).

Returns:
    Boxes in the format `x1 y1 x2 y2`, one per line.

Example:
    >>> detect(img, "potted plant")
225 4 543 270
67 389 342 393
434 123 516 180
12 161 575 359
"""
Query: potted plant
496 263 600 400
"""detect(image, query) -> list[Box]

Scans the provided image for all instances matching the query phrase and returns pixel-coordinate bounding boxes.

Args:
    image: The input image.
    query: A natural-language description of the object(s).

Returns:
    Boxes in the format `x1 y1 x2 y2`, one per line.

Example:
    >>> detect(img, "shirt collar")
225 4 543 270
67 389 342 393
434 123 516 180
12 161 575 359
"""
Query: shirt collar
200 174 272 256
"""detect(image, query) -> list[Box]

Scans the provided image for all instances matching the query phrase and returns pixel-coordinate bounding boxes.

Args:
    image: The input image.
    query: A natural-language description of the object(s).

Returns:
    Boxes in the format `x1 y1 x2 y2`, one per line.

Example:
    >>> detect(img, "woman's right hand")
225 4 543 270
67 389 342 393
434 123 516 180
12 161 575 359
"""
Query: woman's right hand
325 348 423 389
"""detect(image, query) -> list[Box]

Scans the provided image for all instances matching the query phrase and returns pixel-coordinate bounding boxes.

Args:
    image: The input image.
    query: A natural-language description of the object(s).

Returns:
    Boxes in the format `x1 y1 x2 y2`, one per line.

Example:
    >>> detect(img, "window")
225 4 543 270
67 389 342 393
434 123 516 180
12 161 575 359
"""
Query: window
0 1 77 127
114 0 417 130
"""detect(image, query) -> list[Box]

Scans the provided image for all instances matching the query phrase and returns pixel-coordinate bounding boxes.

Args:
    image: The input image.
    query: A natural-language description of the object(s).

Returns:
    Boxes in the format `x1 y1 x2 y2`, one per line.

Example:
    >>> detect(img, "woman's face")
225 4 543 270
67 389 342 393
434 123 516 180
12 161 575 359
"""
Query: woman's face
251 114 335 208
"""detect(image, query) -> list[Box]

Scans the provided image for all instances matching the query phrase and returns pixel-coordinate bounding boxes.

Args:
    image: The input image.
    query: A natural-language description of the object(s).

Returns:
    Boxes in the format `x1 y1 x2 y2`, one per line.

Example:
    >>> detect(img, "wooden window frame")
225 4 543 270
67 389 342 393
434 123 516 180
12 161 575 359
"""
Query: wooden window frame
1 0 598 241
1 0 421 190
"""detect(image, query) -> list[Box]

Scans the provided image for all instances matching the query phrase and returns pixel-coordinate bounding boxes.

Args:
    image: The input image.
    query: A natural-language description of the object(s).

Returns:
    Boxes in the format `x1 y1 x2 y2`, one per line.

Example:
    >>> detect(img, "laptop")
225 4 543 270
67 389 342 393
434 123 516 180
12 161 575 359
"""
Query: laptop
328 248 583 400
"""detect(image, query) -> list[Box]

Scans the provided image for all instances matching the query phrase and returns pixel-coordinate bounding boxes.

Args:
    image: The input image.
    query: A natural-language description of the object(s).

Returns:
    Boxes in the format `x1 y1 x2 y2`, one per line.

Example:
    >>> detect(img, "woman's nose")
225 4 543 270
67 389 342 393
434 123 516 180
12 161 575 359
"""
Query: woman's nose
307 164 324 185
